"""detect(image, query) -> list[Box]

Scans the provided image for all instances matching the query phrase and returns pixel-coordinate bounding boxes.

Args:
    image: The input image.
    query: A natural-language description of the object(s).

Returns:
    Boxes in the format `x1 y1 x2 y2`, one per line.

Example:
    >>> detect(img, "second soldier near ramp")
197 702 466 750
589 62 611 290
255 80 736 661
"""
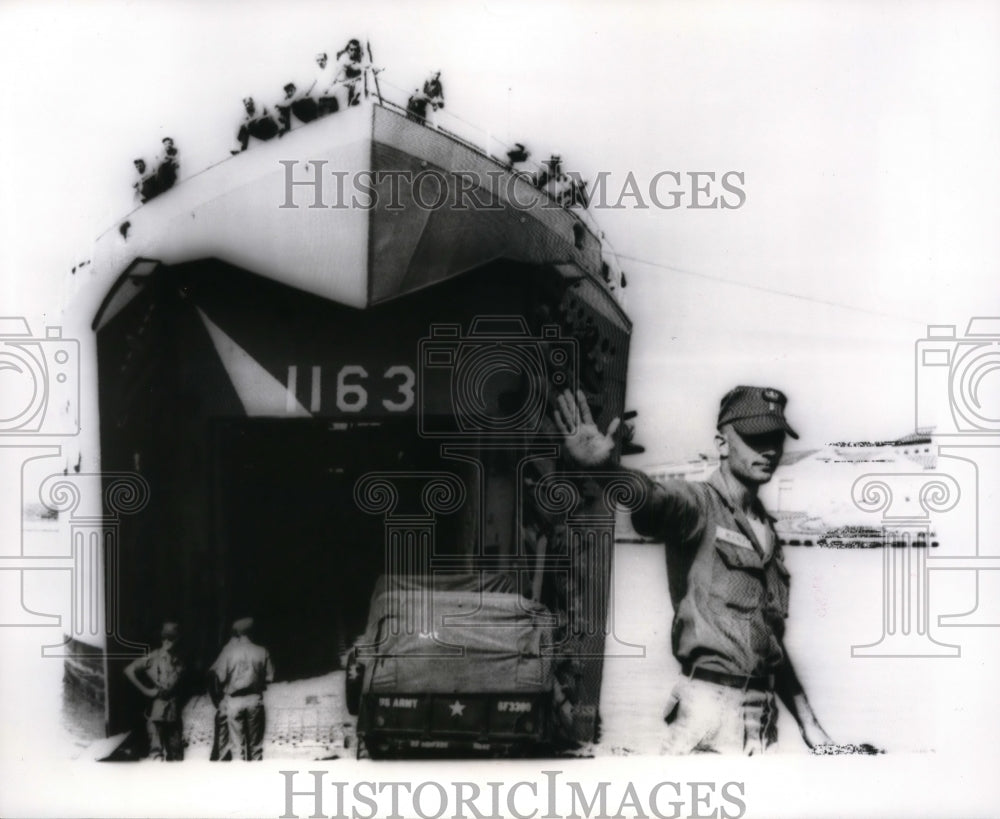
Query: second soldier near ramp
209 617 274 761
124 621 185 760
555 386 835 754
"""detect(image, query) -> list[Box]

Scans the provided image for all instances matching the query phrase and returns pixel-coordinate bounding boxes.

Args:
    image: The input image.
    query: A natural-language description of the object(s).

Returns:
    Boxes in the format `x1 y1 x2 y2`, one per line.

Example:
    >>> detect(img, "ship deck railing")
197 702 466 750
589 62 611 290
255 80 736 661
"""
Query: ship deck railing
105 68 627 300
370 77 614 261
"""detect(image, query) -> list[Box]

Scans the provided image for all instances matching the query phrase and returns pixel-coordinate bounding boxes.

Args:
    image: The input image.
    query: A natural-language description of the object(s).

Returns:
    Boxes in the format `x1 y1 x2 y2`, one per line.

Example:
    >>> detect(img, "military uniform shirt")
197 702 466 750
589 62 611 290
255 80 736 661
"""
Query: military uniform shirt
210 637 274 696
632 469 791 677
129 646 184 721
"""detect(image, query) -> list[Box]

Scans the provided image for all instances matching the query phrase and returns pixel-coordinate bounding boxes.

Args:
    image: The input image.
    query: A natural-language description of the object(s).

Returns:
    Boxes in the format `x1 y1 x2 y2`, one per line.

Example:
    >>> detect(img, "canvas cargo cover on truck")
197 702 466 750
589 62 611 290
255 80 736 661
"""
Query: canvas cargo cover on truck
360 581 556 694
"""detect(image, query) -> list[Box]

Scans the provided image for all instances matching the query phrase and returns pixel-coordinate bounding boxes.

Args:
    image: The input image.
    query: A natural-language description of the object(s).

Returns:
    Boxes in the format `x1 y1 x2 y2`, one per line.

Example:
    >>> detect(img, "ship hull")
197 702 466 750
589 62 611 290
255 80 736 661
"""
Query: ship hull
89 104 608 323
64 102 631 747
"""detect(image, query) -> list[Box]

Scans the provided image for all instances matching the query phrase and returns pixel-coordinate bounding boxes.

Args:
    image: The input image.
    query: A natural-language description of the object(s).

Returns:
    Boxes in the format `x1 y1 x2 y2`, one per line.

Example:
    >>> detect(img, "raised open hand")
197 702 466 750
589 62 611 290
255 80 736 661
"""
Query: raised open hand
553 389 621 467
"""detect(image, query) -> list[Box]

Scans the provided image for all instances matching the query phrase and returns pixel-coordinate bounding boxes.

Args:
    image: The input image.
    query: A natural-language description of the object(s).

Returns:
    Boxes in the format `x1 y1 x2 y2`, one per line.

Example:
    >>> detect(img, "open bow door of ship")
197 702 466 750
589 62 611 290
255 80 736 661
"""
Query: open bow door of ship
93 254 630 748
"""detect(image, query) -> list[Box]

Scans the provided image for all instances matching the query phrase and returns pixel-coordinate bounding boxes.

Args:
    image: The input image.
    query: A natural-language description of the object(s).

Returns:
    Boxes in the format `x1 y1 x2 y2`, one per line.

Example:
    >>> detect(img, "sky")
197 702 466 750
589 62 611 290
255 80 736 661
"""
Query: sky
1 3 999 816
2 0 998 466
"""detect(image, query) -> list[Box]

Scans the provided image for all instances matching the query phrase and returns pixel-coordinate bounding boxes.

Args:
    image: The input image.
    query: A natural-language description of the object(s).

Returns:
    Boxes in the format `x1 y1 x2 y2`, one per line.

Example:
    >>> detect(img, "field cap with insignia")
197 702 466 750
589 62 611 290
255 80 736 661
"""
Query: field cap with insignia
717 385 799 439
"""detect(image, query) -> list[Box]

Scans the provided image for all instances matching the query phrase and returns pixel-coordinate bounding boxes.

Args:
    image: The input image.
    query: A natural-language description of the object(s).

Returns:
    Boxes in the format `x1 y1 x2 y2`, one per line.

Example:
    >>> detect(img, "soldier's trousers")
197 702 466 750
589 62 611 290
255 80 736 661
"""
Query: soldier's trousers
147 718 183 761
216 694 265 760
661 676 778 755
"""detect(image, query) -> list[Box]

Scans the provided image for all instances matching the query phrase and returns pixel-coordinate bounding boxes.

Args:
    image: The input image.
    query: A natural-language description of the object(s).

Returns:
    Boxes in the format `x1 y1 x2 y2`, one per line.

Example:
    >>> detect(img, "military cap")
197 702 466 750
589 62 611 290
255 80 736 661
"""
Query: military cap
232 617 254 636
717 385 799 439
160 621 180 639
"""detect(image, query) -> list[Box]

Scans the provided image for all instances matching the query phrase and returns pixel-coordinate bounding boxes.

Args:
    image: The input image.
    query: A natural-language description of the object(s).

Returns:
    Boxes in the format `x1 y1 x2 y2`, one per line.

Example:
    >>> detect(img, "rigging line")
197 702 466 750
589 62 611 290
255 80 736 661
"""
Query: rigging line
613 252 927 326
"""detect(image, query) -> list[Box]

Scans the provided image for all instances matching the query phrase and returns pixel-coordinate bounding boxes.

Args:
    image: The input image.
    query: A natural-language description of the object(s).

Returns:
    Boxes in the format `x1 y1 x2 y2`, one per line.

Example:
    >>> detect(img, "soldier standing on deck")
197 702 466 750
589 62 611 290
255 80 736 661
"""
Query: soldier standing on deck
132 158 155 203
209 617 274 761
276 83 299 135
334 39 365 107
155 137 179 194
423 71 444 111
406 87 430 123
308 52 339 118
554 386 837 754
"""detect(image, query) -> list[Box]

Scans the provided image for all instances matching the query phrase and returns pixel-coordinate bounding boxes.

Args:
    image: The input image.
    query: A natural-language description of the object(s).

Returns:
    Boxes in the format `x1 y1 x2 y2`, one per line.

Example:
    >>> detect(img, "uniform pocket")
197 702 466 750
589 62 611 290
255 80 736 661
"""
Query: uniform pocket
710 540 765 619
766 559 791 618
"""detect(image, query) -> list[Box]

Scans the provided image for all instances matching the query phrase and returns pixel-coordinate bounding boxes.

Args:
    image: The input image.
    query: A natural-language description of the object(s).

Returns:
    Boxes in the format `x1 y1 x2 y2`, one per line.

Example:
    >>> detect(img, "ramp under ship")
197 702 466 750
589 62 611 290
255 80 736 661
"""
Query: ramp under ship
61 86 633 749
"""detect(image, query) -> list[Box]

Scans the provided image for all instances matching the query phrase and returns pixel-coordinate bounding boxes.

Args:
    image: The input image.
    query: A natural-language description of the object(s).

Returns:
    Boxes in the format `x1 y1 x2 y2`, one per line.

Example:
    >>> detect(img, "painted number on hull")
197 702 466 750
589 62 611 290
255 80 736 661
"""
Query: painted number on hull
382 365 415 412
286 364 415 414
336 365 368 412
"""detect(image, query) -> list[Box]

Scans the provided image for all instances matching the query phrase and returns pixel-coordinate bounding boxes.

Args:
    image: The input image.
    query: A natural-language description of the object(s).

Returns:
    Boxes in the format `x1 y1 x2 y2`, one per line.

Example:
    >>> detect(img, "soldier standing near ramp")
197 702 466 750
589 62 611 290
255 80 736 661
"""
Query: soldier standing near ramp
209 617 274 761
123 621 185 761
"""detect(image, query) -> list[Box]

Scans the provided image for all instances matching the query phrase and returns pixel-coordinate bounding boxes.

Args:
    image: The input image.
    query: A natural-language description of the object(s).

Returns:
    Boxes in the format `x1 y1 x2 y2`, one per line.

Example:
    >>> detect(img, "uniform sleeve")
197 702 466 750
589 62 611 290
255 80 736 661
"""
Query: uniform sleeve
334 55 353 81
264 651 275 685
209 646 227 682
630 472 706 546
124 654 147 676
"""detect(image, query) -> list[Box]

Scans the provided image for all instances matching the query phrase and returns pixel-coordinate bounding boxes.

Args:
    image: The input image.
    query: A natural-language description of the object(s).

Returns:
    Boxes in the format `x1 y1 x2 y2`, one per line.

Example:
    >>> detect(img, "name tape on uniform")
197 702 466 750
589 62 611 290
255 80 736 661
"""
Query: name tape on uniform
715 526 754 551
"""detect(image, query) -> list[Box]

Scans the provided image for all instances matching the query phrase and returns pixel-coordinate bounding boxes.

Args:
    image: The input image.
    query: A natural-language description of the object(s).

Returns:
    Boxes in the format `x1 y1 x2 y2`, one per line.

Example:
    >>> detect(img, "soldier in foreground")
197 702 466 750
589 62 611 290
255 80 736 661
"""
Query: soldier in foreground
554 386 835 754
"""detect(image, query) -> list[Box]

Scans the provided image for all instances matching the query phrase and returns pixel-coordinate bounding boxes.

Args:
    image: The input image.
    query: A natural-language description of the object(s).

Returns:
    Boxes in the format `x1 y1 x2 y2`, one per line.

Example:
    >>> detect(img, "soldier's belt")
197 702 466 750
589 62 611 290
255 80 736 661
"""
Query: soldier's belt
226 687 263 698
685 665 774 692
